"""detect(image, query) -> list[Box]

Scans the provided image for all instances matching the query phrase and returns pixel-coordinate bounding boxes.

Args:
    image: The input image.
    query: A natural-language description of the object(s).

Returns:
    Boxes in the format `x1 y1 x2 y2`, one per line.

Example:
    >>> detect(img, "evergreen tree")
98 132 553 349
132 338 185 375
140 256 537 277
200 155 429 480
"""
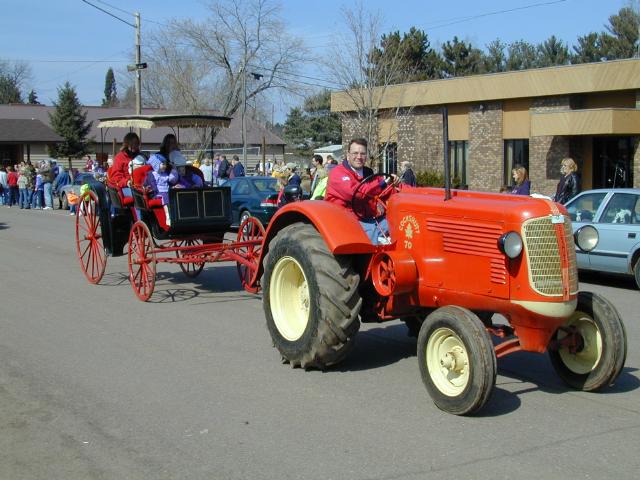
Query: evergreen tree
571 32 604 64
482 39 507 73
536 35 570 67
48 82 92 167
283 107 310 148
102 67 118 107
506 40 537 70
441 36 483 77
600 6 640 59
27 89 40 104
369 27 443 84
0 75 22 103
303 90 342 145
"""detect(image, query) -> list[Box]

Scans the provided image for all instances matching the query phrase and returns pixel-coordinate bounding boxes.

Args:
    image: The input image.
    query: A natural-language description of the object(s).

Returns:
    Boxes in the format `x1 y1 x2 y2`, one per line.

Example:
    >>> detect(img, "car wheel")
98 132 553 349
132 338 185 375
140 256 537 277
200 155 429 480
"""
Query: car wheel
634 257 640 290
62 193 69 211
239 210 251 227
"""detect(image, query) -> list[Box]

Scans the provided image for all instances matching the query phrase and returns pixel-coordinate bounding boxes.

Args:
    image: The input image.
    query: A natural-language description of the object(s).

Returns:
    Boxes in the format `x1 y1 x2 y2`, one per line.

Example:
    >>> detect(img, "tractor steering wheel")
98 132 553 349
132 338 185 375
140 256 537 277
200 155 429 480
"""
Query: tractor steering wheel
350 173 399 221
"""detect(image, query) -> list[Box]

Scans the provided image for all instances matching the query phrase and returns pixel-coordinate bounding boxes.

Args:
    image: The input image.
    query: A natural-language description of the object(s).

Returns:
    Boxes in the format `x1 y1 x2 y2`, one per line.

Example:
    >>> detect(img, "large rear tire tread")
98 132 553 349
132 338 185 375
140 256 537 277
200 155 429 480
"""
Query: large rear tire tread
263 223 361 369
549 291 627 391
418 306 497 416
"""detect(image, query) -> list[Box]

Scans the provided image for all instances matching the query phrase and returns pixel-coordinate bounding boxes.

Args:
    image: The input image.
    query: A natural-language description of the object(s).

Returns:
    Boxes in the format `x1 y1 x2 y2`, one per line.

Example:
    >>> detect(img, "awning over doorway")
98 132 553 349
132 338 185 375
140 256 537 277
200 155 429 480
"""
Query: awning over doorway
531 108 640 136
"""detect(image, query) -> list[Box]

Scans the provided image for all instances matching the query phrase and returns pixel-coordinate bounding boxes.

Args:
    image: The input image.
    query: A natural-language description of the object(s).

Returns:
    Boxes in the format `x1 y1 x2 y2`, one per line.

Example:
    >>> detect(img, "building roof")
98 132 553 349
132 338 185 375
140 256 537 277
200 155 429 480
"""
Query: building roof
332 58 640 112
0 118 63 142
0 104 285 146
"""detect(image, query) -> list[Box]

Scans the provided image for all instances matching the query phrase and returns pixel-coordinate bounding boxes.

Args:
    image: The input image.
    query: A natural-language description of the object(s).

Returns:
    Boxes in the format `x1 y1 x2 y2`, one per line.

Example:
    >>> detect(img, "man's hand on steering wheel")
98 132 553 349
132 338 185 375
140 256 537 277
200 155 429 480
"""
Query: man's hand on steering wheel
351 173 401 221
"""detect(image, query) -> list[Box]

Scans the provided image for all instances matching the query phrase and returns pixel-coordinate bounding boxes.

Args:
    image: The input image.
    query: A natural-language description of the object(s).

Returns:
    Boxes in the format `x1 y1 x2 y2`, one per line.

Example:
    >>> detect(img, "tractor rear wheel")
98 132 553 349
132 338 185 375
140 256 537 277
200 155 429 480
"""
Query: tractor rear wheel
418 306 496 415
263 223 361 369
549 291 627 391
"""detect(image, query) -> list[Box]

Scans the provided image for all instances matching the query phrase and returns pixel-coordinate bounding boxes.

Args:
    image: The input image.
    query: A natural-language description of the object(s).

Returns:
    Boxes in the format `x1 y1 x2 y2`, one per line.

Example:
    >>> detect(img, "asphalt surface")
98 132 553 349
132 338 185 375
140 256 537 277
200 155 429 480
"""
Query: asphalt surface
1 206 639 480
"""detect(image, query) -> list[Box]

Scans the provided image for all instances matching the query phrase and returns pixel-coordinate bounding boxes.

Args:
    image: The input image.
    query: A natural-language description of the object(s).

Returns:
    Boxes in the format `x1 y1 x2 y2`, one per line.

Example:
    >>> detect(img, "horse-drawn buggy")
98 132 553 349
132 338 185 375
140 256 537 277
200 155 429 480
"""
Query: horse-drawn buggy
75 114 263 300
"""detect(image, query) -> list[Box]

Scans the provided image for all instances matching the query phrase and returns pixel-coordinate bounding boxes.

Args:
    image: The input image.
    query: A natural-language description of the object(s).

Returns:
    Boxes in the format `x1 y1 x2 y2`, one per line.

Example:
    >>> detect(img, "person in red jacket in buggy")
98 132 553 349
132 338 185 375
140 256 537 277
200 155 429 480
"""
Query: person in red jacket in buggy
324 138 400 244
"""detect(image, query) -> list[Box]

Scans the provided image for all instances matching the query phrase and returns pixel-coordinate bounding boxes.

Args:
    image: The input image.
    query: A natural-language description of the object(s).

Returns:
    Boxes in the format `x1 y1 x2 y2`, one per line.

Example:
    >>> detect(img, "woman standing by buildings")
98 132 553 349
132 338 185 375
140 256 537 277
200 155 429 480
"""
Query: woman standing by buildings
510 164 530 195
554 157 580 204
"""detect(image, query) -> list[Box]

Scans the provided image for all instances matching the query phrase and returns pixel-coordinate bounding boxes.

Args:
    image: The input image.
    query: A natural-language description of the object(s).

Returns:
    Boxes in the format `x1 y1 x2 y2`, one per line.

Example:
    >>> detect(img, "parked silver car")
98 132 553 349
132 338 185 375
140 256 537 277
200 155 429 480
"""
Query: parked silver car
58 173 103 210
565 188 640 288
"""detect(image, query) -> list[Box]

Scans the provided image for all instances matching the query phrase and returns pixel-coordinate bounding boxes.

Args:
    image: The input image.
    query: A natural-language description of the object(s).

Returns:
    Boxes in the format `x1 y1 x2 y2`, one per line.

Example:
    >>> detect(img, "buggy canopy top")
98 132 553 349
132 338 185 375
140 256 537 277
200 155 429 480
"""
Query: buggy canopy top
97 114 232 129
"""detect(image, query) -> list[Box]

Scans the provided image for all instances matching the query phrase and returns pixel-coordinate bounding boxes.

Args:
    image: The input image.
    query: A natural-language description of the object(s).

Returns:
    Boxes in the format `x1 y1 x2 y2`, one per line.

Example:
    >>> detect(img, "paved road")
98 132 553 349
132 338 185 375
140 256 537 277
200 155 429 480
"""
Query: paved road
1 207 639 480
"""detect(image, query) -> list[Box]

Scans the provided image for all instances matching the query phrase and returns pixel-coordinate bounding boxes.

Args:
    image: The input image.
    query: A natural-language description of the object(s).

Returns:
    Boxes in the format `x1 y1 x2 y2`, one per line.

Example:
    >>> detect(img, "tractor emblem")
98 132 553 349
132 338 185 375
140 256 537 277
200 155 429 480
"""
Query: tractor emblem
399 215 420 249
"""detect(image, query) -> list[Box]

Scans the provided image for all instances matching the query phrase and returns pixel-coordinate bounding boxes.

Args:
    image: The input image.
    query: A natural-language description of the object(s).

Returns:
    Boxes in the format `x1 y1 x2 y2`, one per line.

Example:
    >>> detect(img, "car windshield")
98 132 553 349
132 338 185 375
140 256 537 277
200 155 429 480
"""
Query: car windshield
252 178 278 193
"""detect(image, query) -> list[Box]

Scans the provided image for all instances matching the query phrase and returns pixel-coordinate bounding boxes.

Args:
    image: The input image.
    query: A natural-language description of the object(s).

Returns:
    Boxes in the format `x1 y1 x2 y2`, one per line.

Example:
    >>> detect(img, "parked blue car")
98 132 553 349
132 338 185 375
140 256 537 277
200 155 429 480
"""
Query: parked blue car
227 176 279 228
565 188 640 288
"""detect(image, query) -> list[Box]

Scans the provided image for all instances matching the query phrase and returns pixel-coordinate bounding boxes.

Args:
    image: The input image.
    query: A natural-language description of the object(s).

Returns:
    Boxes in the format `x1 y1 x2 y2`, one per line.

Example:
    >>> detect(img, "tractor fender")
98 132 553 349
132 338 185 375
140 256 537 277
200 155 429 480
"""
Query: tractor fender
253 201 376 285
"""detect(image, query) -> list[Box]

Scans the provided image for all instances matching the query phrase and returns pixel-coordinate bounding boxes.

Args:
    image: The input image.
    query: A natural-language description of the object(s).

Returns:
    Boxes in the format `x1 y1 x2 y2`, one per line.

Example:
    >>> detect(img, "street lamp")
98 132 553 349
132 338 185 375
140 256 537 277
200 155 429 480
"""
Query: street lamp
242 71 264 165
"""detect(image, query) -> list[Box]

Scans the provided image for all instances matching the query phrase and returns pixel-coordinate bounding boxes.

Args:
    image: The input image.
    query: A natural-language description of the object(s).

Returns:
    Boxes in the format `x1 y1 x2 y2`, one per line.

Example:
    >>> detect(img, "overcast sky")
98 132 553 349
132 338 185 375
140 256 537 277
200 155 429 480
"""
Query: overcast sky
1 0 634 120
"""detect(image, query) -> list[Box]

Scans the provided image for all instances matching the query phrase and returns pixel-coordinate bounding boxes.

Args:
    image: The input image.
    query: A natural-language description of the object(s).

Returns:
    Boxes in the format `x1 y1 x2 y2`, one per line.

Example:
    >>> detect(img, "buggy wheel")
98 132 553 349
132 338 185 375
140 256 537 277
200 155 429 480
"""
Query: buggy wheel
549 291 627 391
176 239 205 278
236 216 265 293
75 191 107 284
263 223 361 369
418 306 496 415
128 221 156 301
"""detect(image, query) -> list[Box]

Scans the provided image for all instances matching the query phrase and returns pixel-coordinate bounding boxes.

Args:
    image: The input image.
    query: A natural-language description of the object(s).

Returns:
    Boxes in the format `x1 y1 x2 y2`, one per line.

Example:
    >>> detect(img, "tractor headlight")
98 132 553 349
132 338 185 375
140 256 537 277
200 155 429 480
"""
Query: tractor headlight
498 231 523 259
574 225 599 252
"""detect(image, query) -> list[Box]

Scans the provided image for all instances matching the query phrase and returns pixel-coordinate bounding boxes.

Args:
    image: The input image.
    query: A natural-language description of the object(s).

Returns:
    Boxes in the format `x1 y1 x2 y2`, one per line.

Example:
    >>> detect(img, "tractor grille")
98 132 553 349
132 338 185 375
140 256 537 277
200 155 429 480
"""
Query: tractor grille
522 216 578 296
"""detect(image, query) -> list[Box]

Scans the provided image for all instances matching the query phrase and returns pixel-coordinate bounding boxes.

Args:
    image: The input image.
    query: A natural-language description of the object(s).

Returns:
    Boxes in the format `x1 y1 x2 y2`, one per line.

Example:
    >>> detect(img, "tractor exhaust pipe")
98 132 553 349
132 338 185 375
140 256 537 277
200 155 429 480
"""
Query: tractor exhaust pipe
442 106 451 201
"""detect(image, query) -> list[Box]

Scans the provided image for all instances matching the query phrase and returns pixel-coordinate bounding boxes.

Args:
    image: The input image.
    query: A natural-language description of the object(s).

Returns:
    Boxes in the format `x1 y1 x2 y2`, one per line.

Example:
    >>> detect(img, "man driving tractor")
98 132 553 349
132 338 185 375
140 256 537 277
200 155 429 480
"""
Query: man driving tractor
324 138 400 244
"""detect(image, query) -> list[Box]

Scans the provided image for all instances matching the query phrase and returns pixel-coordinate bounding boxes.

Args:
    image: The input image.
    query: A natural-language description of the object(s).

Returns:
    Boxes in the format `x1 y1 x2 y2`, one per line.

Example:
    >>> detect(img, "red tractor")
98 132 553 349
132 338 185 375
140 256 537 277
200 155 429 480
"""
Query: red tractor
250 175 627 415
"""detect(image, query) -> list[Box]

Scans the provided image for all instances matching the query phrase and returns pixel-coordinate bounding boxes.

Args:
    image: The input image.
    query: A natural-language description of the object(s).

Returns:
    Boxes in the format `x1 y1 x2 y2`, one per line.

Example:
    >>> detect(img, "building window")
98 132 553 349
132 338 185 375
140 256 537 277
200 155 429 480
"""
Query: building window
448 141 468 187
504 139 529 185
381 143 397 174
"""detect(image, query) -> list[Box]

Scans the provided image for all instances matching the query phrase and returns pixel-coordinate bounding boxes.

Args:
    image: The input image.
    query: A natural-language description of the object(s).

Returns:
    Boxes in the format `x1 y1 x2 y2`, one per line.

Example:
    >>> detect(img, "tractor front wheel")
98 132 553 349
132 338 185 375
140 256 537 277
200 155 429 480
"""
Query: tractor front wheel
549 291 627 391
263 223 361 369
418 306 496 415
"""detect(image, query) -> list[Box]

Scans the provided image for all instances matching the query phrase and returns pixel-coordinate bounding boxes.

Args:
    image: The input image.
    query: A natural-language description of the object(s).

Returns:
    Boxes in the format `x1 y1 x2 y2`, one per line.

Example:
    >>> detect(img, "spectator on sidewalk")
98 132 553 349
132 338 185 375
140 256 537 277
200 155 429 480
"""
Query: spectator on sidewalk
200 156 214 186
6 166 19 207
52 166 72 209
231 155 245 178
0 166 7 206
217 155 231 185
38 160 55 210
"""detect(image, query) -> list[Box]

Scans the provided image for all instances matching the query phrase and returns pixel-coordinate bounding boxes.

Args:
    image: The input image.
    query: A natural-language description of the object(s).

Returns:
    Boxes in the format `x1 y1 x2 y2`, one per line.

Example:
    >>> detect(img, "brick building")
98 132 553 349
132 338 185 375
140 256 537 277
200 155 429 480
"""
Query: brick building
332 59 640 195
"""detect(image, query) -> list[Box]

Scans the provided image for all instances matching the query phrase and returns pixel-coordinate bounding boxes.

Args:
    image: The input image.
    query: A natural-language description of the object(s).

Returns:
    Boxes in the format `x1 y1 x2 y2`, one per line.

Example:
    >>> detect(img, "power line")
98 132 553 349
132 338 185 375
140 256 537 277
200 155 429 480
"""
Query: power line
423 0 567 30
91 0 133 16
80 0 134 27
0 58 128 63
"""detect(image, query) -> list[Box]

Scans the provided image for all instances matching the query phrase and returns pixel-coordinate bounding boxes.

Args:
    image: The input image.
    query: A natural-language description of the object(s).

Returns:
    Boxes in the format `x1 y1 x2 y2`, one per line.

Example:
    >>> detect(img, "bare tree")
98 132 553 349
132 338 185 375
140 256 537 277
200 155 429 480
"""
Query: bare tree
142 0 306 115
0 60 32 103
329 3 415 168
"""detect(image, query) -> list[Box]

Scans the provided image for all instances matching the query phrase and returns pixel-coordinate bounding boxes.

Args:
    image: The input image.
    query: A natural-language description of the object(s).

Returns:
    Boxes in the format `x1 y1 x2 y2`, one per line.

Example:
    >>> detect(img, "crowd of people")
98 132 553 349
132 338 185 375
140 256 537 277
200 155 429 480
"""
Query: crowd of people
0 159 81 210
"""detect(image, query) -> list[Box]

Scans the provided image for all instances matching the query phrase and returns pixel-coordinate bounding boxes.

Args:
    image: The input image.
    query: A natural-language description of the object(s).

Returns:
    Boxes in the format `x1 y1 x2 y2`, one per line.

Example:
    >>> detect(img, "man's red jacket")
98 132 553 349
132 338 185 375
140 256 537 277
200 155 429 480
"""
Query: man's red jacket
325 160 387 218
107 150 134 188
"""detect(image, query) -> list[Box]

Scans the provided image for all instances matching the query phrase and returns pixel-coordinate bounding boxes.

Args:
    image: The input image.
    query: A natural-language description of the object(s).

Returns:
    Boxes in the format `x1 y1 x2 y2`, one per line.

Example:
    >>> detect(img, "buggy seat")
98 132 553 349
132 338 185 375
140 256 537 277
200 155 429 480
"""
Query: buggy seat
131 165 170 232
106 180 134 209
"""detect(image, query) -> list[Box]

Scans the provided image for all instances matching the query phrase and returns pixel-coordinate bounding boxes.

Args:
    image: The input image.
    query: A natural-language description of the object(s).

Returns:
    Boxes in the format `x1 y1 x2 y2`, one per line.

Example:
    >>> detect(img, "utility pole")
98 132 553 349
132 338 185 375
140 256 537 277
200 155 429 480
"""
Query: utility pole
135 12 142 115
242 62 247 166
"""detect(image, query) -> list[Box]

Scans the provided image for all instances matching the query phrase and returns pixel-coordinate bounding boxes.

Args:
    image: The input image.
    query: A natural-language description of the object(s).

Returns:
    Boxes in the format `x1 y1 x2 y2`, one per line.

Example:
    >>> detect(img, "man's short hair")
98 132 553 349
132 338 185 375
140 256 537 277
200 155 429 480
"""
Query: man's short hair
232 155 239 161
313 154 323 165
348 138 367 152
